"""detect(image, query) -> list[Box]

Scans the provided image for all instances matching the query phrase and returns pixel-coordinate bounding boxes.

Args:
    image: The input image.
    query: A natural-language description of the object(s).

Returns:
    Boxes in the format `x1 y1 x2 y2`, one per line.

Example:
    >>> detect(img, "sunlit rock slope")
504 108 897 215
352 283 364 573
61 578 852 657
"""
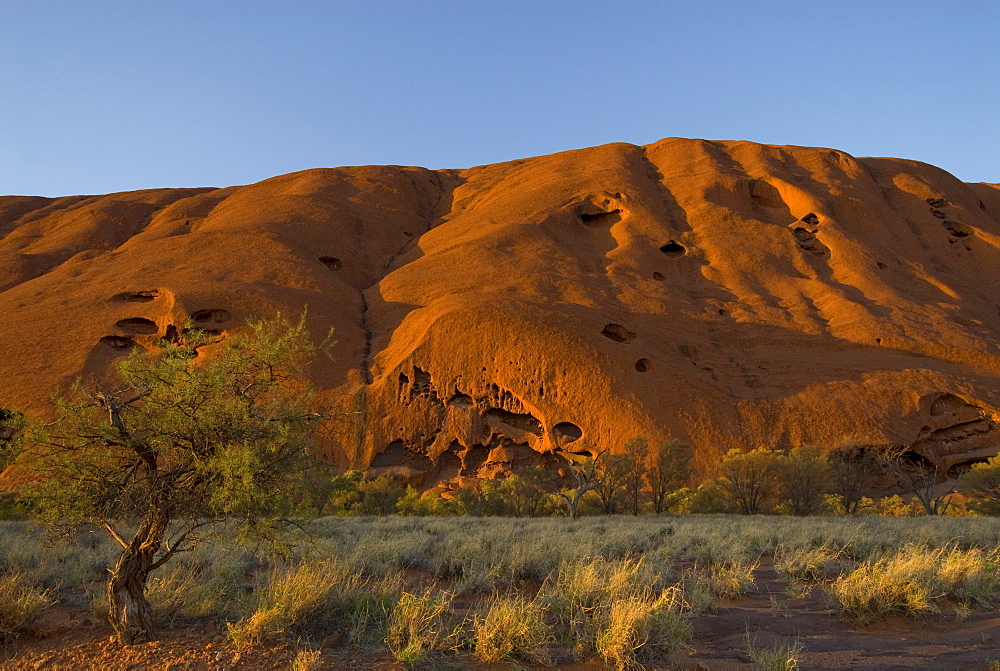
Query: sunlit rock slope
2 138 999 489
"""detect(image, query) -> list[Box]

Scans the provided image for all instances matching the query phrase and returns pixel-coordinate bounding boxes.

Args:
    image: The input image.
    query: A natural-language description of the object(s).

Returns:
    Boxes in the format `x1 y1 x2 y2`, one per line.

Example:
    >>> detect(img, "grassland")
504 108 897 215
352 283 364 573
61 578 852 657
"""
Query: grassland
2 514 1000 668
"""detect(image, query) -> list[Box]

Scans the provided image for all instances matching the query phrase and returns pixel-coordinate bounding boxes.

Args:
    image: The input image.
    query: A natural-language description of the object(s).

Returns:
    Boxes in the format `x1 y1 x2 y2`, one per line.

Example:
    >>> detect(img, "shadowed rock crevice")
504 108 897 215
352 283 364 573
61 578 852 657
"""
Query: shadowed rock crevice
112 290 159 303
601 323 636 342
115 318 158 335
100 335 137 351
659 241 686 257
319 256 342 270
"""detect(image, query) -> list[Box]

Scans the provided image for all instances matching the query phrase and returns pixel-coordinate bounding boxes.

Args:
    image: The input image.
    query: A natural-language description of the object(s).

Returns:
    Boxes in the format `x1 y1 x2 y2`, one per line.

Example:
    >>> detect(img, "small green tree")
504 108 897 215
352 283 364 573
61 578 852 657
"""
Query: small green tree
620 438 648 516
646 438 691 514
718 447 780 515
10 315 326 644
356 476 406 515
775 446 833 516
959 455 1000 515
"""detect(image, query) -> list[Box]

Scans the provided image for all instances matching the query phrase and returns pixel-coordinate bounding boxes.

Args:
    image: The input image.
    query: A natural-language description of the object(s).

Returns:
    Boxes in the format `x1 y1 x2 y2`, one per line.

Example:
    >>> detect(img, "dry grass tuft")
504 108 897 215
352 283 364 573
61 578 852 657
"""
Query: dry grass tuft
385 589 462 664
0 570 54 641
472 593 550 664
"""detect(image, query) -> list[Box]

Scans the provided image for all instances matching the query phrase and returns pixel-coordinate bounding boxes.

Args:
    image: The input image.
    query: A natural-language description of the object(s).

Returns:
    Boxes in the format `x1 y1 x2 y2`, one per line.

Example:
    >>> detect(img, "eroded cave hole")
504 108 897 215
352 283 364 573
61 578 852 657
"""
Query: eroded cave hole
112 290 159 303
319 256 343 270
800 213 820 225
447 392 473 409
553 421 583 443
944 221 971 238
100 335 136 351
580 209 623 226
371 440 431 470
931 393 966 417
926 197 949 208
930 209 948 220
114 318 158 335
652 272 664 281
634 358 651 372
659 241 686 257
484 408 543 435
601 323 636 343
191 309 231 323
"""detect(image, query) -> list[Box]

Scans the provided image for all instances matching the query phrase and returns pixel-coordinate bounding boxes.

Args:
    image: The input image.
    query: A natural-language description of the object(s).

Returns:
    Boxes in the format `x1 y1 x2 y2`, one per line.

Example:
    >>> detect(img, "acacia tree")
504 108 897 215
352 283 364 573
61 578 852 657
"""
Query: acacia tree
9 315 326 644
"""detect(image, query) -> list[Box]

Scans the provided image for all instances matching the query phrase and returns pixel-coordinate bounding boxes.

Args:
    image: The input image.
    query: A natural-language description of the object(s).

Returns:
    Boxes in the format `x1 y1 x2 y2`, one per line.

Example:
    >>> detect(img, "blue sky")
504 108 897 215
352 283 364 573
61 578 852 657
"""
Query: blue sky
1 0 997 197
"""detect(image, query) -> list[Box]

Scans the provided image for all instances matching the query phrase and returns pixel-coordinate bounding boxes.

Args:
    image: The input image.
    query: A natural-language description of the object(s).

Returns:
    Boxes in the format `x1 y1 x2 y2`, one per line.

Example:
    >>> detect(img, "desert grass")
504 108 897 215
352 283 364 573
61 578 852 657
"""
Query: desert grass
228 557 402 648
3 515 1000 665
384 588 462 664
744 628 804 670
830 543 1000 622
472 593 550 664
0 569 54 641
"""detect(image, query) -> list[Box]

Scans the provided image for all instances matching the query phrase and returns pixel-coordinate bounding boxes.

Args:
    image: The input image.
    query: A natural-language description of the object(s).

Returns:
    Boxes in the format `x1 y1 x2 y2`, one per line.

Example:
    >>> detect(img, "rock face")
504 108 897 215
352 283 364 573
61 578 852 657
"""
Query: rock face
2 138 1000 488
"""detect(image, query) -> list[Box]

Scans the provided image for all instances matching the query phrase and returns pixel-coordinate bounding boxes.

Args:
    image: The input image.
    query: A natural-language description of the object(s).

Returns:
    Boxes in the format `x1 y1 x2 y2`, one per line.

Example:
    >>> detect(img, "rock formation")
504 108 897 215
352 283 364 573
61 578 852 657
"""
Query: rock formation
2 138 999 490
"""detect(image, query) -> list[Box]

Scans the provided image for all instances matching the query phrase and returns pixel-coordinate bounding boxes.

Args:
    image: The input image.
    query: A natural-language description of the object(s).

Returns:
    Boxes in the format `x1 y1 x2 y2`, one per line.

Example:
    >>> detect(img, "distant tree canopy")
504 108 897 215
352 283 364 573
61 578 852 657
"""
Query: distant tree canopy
7 314 328 645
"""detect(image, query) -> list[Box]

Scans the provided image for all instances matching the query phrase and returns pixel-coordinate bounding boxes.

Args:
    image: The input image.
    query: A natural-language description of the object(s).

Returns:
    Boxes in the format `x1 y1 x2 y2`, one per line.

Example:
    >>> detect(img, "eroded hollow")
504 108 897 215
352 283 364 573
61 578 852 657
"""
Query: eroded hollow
191 309 231 323
659 241 686 257
447 393 473 409
112 290 159 303
652 271 664 281
100 335 136 351
927 197 949 208
944 221 971 238
115 318 158 335
601 323 636 343
635 358 651 372
580 209 623 226
553 421 583 442
800 213 820 225
484 408 543 435
319 256 343 270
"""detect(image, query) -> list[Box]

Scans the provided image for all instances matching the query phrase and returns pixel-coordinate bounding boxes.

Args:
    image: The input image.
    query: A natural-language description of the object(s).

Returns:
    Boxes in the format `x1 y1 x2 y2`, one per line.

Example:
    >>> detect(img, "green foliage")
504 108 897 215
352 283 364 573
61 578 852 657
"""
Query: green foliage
356 476 406 515
960 456 1000 515
13 313 327 643
677 480 735 514
20 314 323 542
775 446 833 516
646 438 691 514
718 447 780 515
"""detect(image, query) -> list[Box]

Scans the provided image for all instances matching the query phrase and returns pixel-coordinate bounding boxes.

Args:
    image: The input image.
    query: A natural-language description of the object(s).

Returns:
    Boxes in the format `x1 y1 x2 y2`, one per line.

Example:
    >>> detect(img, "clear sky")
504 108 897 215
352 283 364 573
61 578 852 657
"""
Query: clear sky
1 0 997 197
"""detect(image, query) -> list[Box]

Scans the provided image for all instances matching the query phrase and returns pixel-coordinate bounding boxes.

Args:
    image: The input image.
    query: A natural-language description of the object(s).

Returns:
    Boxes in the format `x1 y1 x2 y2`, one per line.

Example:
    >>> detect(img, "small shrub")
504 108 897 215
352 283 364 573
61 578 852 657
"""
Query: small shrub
385 589 461 664
706 559 759 599
0 570 53 640
289 648 323 670
596 587 691 670
228 558 346 647
473 594 549 664
744 628 804 670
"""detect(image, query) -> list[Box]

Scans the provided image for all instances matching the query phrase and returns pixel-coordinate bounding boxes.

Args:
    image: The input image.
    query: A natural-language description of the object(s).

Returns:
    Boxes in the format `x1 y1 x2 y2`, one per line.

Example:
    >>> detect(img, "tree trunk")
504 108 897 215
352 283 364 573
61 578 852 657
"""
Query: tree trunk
106 505 170 644
107 545 155 644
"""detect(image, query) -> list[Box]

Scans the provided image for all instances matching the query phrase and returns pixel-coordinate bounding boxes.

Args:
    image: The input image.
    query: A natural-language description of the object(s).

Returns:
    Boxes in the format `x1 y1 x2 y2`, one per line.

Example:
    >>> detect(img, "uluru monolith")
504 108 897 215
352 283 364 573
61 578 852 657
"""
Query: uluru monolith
2 138 999 491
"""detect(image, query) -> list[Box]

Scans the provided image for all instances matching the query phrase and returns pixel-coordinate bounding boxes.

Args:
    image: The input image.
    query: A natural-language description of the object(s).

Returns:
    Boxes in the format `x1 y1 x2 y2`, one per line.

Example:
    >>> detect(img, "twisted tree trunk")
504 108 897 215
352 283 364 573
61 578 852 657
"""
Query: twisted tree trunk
107 507 169 644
